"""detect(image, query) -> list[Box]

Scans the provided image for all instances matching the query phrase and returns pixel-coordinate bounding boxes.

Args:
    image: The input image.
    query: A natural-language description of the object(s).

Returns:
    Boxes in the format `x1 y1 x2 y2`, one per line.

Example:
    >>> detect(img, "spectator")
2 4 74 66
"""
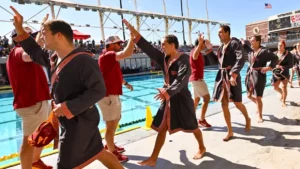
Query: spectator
3 36 9 48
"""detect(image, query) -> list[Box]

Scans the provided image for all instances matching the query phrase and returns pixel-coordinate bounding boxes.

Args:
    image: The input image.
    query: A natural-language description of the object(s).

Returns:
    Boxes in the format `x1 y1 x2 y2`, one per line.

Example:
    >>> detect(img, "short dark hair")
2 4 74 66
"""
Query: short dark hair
44 20 73 43
164 34 179 49
252 35 262 44
220 25 231 36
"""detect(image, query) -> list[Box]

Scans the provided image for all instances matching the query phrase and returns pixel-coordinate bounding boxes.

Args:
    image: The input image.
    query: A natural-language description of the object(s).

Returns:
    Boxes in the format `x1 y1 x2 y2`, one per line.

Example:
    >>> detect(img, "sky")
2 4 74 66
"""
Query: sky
0 0 299 45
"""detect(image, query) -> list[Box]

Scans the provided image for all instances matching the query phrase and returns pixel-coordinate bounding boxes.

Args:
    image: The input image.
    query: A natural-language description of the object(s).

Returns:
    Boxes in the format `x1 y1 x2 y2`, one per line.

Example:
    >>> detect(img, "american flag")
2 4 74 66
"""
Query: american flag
265 3 272 9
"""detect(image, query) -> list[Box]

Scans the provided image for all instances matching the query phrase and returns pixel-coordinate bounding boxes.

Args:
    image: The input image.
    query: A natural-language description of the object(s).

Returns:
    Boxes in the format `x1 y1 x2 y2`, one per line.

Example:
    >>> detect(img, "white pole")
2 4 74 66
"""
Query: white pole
50 4 55 19
162 0 167 15
97 0 105 41
186 0 190 17
205 0 211 41
134 0 138 11
163 0 168 36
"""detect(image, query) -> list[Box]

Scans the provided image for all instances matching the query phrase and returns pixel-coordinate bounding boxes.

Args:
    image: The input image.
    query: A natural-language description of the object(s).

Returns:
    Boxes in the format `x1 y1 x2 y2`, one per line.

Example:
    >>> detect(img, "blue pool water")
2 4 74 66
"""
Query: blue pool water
0 65 275 166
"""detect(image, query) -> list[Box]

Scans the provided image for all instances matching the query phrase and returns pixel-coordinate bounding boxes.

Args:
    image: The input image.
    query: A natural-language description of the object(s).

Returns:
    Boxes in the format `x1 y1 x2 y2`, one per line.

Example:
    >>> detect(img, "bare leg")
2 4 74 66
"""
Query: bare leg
221 90 233 141
97 150 124 169
33 147 44 162
20 136 34 169
256 97 264 123
200 94 210 121
281 79 288 107
247 90 257 104
273 80 283 101
138 125 168 166
193 97 200 112
192 128 206 159
105 119 120 152
234 102 251 132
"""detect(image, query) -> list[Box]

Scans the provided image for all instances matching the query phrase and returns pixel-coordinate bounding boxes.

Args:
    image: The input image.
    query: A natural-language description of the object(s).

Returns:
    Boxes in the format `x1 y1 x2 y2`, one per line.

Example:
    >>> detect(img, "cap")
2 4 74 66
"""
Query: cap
105 35 124 45
11 27 38 38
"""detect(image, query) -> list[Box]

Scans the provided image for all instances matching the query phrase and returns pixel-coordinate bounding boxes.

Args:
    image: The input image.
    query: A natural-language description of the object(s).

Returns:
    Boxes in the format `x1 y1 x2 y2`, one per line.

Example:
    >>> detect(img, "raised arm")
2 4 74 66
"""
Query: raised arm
123 19 165 67
10 6 51 67
14 34 51 67
57 56 106 119
192 34 205 60
158 55 190 100
115 33 135 61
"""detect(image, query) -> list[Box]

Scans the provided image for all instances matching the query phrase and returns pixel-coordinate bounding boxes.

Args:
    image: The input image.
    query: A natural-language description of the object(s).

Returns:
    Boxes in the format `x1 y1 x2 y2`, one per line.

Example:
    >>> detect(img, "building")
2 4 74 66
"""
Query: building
246 9 300 50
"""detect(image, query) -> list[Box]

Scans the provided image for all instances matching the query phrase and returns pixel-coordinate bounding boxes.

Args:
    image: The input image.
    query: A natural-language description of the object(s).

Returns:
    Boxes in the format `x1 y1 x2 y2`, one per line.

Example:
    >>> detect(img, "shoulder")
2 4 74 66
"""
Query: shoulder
9 47 24 59
72 52 97 65
99 51 116 60
13 46 24 54
260 47 269 53
103 51 116 56
189 48 195 56
230 37 241 46
287 51 293 57
179 53 190 63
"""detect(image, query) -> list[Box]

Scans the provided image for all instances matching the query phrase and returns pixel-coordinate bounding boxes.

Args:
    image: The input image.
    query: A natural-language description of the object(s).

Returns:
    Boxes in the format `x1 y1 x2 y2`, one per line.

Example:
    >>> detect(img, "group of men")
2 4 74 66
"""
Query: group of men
6 5 299 169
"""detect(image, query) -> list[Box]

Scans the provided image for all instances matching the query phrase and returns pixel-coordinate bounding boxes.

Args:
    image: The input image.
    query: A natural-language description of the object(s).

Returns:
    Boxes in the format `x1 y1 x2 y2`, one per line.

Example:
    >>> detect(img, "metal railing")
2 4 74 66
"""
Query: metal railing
267 33 300 43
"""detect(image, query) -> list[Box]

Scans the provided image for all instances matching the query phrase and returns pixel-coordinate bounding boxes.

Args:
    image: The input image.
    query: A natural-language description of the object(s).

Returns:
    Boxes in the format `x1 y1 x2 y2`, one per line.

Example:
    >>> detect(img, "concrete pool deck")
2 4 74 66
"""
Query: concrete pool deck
6 81 300 169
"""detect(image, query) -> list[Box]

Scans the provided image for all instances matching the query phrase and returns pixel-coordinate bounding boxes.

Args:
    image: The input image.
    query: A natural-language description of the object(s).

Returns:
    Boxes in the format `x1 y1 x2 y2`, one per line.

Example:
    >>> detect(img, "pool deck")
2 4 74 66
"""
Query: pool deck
7 81 300 169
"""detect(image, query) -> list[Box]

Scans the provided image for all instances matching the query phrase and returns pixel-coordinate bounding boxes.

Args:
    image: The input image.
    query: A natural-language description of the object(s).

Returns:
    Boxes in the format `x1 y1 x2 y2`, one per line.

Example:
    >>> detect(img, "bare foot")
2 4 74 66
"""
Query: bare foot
245 118 251 132
257 118 264 123
282 103 287 107
223 133 234 142
193 148 206 159
138 158 156 167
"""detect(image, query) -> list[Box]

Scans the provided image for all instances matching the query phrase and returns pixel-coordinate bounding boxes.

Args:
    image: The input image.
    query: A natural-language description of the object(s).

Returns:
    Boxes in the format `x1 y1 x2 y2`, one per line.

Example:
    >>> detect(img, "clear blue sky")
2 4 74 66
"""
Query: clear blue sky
0 0 298 45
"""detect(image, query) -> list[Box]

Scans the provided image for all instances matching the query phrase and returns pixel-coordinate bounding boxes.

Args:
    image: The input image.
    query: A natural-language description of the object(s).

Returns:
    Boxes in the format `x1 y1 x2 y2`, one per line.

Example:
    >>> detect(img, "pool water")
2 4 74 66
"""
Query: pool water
0 64 277 166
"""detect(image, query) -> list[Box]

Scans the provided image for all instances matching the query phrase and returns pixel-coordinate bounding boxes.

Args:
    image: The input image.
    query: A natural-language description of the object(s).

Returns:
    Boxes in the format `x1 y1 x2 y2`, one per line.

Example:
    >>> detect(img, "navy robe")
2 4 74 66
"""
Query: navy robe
15 34 105 169
136 37 198 134
245 47 278 97
207 37 246 102
292 51 300 80
271 50 293 84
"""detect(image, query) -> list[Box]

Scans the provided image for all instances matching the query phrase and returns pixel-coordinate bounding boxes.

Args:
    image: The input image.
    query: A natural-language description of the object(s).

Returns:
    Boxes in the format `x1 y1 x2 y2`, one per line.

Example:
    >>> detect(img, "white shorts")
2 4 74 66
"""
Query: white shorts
191 80 209 98
97 95 121 122
15 100 51 136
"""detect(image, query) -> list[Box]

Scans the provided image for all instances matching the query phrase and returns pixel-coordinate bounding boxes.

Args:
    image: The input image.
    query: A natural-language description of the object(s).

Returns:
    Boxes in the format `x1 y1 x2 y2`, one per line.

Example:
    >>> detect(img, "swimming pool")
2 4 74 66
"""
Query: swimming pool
0 64 276 166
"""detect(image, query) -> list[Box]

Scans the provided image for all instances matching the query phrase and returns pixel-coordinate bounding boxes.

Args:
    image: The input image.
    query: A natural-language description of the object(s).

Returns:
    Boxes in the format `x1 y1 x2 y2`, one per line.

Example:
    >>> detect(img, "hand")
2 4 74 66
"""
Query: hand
198 34 204 45
41 14 49 25
229 76 237 86
123 19 139 36
276 65 283 70
261 67 271 74
130 32 135 40
125 83 133 91
154 89 165 102
10 6 23 29
53 103 65 117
